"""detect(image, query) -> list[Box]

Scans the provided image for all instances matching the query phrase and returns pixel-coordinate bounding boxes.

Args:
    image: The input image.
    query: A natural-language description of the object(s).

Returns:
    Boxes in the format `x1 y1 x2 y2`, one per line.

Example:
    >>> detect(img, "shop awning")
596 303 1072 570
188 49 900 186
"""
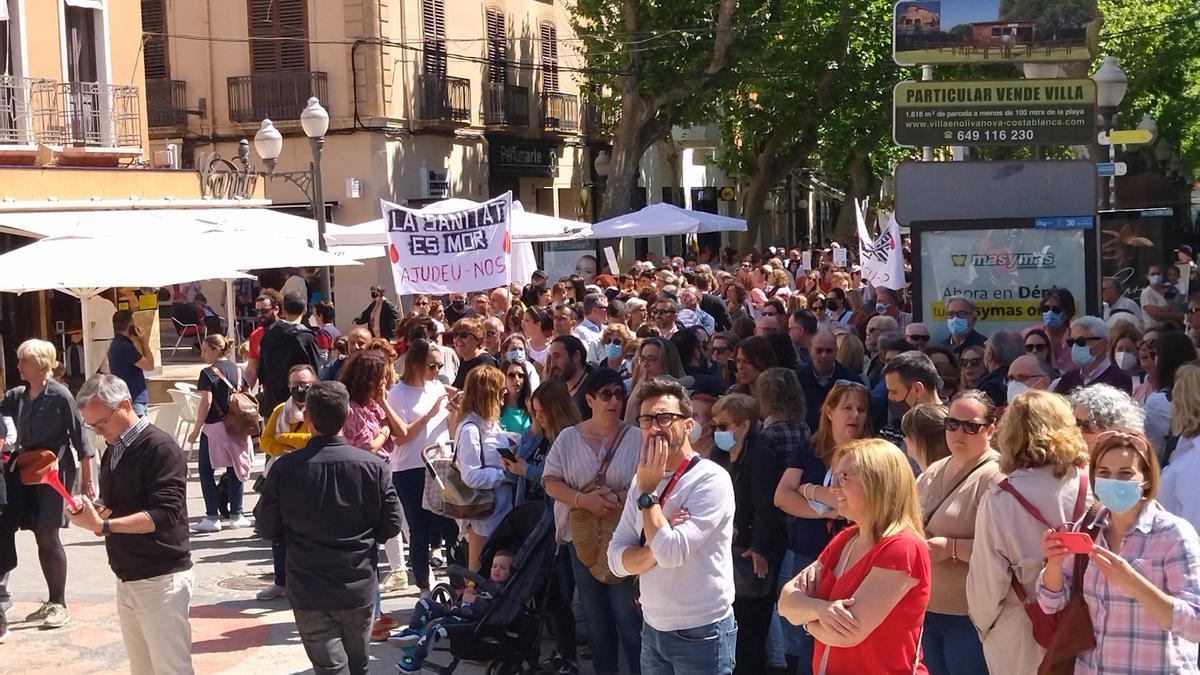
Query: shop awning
591 202 748 238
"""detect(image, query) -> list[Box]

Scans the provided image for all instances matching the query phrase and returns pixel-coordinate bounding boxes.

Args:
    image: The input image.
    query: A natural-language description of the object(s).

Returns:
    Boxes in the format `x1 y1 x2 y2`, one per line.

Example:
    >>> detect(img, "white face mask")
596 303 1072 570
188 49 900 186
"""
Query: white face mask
1007 380 1029 401
1115 350 1138 372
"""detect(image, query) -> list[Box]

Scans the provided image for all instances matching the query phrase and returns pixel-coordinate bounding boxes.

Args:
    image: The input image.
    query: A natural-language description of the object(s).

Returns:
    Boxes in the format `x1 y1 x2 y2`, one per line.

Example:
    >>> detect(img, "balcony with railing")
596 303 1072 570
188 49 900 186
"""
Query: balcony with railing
416 74 471 127
483 83 530 128
541 92 579 133
146 78 188 131
227 71 328 123
0 76 143 164
0 75 56 151
582 99 616 138
56 82 143 148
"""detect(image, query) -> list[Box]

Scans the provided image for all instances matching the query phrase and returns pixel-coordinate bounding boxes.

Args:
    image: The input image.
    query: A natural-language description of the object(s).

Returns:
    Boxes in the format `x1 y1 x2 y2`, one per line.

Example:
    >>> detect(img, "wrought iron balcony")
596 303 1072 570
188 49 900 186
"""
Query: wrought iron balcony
541 92 579 133
146 78 188 129
582 99 617 137
56 81 142 147
227 71 328 123
483 83 530 128
0 75 57 146
416 73 471 125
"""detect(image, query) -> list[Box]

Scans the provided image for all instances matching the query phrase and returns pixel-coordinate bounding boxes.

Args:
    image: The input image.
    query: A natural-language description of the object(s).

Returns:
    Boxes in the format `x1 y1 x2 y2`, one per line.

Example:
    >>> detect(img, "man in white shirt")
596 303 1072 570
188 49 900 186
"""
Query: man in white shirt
1102 276 1143 329
573 293 607 364
1140 264 1183 330
608 377 736 675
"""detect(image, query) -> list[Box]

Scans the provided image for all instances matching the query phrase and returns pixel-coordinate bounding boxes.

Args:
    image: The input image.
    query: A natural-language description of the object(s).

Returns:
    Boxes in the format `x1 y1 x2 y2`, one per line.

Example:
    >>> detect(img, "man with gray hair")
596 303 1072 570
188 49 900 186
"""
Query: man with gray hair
1053 315 1133 396
68 374 193 675
575 292 608 364
940 295 987 357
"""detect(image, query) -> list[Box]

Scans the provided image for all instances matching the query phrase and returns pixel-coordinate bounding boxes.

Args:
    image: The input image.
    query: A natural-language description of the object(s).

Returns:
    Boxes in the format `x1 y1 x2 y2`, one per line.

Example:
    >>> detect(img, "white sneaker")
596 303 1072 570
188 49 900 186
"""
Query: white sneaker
191 516 222 533
255 584 287 601
227 515 253 529
380 571 409 593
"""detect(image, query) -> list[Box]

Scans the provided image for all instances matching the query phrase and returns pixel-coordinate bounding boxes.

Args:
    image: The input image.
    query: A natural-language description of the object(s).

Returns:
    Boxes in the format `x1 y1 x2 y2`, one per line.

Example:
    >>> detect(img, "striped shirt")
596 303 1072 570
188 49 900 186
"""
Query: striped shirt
1037 500 1200 674
108 415 149 470
542 423 641 542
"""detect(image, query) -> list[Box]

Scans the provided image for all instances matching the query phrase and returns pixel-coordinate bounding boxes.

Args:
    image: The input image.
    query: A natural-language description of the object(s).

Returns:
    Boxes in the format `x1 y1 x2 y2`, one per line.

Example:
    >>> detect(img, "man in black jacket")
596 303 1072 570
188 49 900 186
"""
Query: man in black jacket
258 292 322 416
69 374 193 675
353 284 400 338
256 381 403 675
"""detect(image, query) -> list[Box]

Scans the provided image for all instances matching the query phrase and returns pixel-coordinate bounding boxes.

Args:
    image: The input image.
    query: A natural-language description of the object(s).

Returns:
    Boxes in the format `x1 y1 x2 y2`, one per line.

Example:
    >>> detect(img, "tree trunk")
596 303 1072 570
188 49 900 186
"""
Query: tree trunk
833 150 875 241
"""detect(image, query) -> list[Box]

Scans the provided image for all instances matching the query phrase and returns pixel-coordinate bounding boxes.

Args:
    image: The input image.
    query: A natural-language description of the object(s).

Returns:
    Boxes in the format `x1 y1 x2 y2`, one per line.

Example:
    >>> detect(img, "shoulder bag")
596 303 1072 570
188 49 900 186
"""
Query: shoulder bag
440 422 495 520
996 472 1087 650
210 365 262 439
568 425 632 584
1037 516 1098 675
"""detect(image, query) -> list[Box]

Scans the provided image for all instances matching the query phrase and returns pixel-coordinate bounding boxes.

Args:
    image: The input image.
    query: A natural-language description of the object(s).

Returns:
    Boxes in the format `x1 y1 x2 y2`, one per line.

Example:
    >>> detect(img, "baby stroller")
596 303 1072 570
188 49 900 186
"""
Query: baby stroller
423 500 559 675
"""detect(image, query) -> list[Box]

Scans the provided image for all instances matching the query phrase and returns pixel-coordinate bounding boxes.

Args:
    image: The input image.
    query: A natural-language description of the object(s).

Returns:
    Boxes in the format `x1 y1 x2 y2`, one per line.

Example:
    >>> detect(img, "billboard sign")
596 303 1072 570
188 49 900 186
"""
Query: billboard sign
893 79 1096 147
893 0 1099 66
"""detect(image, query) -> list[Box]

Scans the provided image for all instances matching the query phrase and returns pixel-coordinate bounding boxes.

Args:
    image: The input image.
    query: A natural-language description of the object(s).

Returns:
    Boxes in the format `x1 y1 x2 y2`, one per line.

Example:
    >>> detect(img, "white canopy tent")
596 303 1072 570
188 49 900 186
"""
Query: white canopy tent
0 207 321 243
590 202 748 238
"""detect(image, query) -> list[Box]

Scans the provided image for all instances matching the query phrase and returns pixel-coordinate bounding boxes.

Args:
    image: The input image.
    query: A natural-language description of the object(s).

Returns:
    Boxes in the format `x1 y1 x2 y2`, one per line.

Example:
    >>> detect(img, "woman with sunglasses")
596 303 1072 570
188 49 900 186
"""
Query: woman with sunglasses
450 318 498 390
1132 329 1160 404
1038 431 1200 674
1144 332 1198 459
1029 288 1077 374
1022 328 1058 377
710 393 787 674
500 361 531 434
914 391 1001 675
959 345 987 391
542 369 643 675
708 331 741 387
967 390 1090 675
386 339 454 598
779 438 931 675
599 323 636 379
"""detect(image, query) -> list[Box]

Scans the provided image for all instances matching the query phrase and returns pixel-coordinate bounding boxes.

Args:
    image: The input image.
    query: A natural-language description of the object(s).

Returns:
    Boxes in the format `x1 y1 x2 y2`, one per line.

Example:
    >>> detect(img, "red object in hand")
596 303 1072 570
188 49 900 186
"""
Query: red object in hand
16 450 81 512
1053 531 1094 554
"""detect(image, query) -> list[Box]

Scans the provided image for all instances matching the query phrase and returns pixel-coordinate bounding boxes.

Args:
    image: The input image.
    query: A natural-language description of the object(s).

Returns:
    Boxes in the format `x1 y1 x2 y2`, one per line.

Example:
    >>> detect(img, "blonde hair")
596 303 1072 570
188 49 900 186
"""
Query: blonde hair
601 323 636 358
712 393 759 424
836 332 866 374
461 365 504 422
769 268 790 287
839 438 925 541
203 334 231 355
994 390 1088 477
17 339 57 376
1171 363 1200 437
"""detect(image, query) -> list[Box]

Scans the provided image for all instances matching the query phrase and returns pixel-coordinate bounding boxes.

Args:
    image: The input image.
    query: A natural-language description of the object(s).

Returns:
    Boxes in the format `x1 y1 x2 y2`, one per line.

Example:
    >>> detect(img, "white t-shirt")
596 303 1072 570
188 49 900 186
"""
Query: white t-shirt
527 343 549 366
386 380 450 472
1140 285 1170 329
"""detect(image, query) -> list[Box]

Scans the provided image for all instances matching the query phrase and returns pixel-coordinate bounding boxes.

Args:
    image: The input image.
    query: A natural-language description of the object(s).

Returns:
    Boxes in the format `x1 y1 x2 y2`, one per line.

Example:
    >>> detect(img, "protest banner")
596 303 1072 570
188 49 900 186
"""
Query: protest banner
383 192 512 294
856 202 906 290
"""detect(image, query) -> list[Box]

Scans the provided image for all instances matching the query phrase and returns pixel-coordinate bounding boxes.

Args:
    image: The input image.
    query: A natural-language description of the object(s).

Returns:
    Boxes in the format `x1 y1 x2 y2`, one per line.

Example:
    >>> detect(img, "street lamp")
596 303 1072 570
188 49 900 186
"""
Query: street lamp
1093 56 1127 211
250 98 332 302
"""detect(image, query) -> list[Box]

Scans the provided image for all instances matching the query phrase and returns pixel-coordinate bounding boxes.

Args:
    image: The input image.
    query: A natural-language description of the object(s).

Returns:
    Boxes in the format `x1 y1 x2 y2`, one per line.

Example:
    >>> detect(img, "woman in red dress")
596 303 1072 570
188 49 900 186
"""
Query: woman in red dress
779 438 931 674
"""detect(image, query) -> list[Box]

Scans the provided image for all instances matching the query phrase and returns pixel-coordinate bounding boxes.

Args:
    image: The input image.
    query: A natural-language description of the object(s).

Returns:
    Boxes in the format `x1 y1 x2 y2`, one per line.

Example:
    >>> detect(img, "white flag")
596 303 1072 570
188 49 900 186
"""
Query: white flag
857 201 905 290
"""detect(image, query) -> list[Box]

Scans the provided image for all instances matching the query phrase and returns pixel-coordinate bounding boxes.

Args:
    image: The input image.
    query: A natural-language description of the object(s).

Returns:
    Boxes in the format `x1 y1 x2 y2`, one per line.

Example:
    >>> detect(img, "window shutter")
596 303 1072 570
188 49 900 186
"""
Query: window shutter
540 22 557 92
248 0 307 72
141 0 167 80
486 8 506 85
422 0 446 75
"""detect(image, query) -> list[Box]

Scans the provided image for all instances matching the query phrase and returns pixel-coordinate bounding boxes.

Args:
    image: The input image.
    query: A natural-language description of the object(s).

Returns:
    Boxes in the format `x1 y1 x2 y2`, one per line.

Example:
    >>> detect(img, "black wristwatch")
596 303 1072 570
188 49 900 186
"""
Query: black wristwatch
637 493 660 510
100 518 111 537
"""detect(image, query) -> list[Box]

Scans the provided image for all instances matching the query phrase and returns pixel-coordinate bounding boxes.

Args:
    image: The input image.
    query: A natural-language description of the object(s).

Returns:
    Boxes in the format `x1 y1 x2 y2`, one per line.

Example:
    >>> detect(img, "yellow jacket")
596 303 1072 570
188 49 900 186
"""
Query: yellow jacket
260 402 311 457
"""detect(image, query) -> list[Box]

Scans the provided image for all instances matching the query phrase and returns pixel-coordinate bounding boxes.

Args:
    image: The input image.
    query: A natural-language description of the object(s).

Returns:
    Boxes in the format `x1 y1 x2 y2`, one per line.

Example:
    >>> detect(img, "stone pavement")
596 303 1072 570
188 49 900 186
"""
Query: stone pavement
1 476 597 674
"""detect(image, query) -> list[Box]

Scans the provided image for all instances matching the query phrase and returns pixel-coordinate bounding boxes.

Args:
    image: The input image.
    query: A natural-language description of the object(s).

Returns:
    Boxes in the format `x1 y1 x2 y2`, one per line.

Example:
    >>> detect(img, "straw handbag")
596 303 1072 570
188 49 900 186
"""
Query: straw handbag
568 426 631 584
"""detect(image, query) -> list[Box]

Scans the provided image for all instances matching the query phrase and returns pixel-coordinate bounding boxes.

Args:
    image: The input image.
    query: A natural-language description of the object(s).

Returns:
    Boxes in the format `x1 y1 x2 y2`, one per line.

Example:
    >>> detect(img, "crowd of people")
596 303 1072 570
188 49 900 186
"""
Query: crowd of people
3 243 1200 675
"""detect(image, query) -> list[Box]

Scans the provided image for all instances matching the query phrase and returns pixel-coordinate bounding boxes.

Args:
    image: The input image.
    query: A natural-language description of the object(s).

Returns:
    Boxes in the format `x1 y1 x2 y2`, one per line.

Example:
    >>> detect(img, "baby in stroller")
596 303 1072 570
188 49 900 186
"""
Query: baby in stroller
392 550 515 673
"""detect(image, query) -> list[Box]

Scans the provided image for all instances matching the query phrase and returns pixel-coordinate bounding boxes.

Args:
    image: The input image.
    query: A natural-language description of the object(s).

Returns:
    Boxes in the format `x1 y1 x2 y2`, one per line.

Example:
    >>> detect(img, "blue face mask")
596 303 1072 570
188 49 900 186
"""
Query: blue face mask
947 316 969 337
1043 311 1063 329
1094 477 1143 513
603 343 623 360
505 349 525 364
1070 343 1095 368
713 430 737 452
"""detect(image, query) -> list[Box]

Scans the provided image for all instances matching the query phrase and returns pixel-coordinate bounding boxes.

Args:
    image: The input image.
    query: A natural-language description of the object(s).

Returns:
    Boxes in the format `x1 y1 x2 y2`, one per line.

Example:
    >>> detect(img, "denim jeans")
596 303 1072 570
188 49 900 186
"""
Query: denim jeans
641 612 737 675
778 550 816 675
393 469 459 589
568 542 642 675
922 611 987 675
293 605 373 675
198 433 244 518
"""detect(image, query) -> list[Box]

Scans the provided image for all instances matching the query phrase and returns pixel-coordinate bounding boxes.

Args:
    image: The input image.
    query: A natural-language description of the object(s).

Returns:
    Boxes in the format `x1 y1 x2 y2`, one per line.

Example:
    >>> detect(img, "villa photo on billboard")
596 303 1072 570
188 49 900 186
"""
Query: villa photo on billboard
893 0 1099 65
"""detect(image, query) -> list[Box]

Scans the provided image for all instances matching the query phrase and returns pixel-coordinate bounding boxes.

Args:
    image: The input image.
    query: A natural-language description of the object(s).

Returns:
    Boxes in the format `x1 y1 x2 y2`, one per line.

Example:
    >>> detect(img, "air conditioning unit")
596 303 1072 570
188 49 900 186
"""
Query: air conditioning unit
152 142 180 169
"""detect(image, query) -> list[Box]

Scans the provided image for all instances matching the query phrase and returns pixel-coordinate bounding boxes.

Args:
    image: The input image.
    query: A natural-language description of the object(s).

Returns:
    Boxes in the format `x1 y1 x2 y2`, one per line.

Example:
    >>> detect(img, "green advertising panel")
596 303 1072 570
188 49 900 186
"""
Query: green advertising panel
893 79 1096 147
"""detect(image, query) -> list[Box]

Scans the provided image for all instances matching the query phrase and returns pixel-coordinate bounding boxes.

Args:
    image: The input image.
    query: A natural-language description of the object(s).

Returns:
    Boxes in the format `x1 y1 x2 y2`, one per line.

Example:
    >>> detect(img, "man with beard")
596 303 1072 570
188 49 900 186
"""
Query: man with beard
444 292 475 325
258 292 322 417
608 377 736 674
246 289 284 390
546 335 590 420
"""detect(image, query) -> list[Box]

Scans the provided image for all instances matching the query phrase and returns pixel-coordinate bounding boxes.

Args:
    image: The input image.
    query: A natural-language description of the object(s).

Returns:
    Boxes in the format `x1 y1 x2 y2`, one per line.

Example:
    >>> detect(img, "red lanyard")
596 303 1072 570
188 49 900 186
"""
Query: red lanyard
658 455 695 504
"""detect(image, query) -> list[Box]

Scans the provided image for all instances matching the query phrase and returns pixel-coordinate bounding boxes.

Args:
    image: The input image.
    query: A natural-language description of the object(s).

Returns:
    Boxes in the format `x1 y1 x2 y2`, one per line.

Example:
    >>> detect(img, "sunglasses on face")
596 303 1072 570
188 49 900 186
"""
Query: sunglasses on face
1040 305 1064 314
1025 342 1047 353
593 388 625 402
1065 337 1101 348
907 334 930 342
603 338 623 346
711 345 731 354
962 358 984 368
712 423 733 432
427 361 443 370
945 417 986 435
255 307 274 315
453 331 475 340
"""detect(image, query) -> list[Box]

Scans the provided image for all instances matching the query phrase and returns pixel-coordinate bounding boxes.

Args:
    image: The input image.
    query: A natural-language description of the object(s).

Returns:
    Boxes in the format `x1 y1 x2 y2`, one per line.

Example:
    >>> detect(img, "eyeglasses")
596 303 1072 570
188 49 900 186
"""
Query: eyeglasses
945 417 986 435
452 331 475 340
1076 417 1099 434
506 372 525 380
602 338 623 346
961 358 984 368
83 407 120 431
1040 305 1064 314
907 334 931 342
1025 343 1047 353
414 300 430 306
636 412 686 429
711 345 731 354
1065 337 1101 348
485 330 501 338
1138 340 1158 351
255 307 274 315
712 423 733 432
593 388 625 402
427 361 443 370
945 310 972 319
835 379 867 390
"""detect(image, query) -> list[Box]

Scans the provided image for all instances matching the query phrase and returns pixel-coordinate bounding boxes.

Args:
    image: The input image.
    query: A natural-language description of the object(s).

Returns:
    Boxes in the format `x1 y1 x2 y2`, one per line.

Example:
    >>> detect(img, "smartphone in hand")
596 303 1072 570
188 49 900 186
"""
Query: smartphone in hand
1053 531 1094 554
497 445 517 462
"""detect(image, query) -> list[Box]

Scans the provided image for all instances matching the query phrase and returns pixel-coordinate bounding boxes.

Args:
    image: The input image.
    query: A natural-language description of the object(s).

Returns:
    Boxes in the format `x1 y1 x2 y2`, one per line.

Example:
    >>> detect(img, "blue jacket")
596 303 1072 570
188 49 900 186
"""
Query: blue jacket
510 429 551 506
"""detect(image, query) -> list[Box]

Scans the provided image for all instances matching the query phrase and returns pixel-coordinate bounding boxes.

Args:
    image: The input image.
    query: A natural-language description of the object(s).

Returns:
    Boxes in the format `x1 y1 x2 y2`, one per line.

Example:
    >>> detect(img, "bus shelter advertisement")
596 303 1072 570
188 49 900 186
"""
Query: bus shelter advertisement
918 226 1087 339
384 193 512 295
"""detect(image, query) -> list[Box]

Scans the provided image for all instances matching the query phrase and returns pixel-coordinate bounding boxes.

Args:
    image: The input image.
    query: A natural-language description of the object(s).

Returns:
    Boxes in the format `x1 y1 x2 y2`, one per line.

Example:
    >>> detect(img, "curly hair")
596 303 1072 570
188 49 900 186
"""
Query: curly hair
1068 384 1144 434
338 349 391 406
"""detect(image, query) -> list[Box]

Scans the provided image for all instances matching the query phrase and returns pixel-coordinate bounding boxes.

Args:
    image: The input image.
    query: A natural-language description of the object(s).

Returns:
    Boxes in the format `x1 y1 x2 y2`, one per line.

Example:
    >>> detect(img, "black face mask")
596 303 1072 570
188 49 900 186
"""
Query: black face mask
451 300 466 310
370 292 380 299
827 300 840 310
290 384 309 403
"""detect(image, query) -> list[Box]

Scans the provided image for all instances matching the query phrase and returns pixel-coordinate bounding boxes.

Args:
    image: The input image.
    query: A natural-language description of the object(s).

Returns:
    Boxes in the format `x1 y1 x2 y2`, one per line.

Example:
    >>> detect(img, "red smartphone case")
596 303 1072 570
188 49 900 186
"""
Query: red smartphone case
1054 531 1094 554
